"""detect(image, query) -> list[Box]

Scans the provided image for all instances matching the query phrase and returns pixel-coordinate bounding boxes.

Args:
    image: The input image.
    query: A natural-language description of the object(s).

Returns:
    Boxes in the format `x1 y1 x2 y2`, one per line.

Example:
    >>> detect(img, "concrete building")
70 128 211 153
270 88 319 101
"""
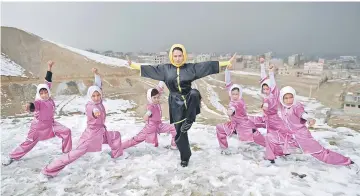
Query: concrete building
136 52 168 64
343 91 360 114
277 64 290 75
303 61 324 75
288 54 300 67
270 58 284 67
195 54 211 63
153 52 168 64
187 53 195 63
264 52 273 61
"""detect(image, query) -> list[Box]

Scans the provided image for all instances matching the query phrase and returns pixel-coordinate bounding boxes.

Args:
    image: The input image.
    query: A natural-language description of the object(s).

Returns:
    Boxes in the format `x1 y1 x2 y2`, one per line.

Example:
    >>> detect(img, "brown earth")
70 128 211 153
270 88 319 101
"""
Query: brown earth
1 26 359 128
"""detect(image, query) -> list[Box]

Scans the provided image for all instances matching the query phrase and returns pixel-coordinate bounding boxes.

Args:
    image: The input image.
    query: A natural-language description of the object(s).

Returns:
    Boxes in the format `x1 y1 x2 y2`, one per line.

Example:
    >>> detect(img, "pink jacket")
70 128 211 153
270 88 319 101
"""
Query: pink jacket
32 81 55 122
145 81 165 125
259 64 289 135
77 76 107 152
224 69 258 137
278 86 323 154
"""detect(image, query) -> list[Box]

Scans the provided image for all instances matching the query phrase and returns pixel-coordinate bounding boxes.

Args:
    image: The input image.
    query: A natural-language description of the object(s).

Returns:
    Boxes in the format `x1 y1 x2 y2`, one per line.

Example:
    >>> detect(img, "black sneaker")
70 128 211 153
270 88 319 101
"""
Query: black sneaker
181 120 193 133
180 160 189 167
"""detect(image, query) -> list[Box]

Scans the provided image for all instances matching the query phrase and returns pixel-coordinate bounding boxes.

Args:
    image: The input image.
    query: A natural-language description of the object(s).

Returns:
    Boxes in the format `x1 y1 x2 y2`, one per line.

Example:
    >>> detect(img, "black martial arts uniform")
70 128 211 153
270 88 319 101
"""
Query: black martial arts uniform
140 61 222 166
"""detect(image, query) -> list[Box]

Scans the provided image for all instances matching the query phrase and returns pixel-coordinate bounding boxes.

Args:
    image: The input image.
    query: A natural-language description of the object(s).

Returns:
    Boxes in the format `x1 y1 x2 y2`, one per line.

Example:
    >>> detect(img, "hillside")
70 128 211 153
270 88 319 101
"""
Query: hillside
1 26 358 128
1 27 360 195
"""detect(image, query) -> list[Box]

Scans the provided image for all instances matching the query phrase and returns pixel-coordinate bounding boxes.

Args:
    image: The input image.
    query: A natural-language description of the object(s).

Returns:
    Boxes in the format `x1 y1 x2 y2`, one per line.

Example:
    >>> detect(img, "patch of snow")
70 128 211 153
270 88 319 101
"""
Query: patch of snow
44 40 146 67
231 70 260 77
76 81 87 95
1 96 360 195
1 53 27 77
200 79 227 115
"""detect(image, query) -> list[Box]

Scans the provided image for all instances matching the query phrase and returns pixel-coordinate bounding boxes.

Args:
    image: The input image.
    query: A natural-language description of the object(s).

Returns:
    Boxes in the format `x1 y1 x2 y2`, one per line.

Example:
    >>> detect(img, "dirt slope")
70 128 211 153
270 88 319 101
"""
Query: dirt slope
1 27 358 127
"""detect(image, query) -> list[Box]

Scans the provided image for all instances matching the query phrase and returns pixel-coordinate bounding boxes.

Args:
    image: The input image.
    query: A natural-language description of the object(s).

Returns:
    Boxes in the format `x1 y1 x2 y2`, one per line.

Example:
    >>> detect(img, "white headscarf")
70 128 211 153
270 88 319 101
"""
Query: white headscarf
87 85 102 103
279 86 297 108
35 83 51 100
260 77 271 94
229 84 242 100
147 88 154 103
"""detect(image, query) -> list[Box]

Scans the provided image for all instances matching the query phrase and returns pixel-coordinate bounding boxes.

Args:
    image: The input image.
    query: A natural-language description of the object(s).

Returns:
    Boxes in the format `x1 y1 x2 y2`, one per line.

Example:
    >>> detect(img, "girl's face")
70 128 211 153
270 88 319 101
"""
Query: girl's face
283 93 294 106
262 84 270 95
39 89 49 100
151 94 160 104
91 91 102 103
231 89 240 101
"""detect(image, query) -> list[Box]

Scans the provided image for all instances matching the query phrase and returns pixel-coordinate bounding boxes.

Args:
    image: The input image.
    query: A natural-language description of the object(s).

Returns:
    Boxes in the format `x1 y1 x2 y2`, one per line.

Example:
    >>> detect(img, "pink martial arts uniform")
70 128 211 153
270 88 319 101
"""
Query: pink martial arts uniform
42 74 125 177
122 81 177 149
7 71 72 164
216 69 266 152
250 63 292 161
277 86 352 166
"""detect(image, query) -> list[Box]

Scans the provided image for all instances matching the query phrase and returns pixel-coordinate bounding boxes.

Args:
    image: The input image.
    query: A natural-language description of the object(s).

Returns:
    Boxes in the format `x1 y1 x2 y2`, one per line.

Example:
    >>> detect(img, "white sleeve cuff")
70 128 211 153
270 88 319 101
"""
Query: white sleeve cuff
301 112 310 120
263 103 269 108
260 63 267 79
94 74 102 88
158 81 165 88
225 68 231 86
145 110 152 116
93 108 99 113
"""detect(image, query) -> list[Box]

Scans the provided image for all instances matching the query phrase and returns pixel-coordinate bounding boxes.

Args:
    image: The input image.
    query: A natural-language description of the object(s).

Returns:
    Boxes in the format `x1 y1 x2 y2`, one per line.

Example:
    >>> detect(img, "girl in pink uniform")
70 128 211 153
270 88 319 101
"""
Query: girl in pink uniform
251 58 292 164
278 86 358 171
40 68 126 179
216 68 266 155
3 61 72 166
122 81 177 150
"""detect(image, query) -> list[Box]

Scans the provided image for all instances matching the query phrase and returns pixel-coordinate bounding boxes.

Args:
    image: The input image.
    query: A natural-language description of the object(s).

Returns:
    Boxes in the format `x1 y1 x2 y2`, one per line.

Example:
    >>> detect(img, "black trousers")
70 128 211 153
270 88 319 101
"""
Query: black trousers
174 89 201 162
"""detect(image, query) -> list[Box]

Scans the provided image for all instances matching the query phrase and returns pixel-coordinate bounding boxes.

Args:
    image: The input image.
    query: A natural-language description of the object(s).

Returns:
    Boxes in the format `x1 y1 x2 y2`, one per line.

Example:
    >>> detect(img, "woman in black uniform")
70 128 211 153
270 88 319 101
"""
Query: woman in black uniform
127 44 236 167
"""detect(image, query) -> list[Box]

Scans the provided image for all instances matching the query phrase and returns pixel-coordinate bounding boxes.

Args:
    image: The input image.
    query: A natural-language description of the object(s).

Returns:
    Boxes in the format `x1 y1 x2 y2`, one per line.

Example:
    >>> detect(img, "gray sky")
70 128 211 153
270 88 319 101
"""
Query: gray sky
2 2 360 55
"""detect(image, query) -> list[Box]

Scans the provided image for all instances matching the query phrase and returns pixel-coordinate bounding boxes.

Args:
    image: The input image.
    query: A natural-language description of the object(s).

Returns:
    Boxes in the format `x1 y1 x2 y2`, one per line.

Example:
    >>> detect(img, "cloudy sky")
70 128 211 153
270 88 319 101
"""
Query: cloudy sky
2 2 360 55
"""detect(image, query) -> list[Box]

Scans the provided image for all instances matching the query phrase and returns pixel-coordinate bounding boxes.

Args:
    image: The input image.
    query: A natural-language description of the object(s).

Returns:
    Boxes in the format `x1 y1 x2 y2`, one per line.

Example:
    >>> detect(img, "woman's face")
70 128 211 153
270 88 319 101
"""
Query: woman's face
172 49 184 65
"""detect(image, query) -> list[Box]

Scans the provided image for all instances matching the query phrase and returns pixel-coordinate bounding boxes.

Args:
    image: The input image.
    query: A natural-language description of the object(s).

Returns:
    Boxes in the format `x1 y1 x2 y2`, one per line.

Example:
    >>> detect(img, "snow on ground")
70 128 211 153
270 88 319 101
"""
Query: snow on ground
200 79 228 116
44 40 144 67
1 53 27 77
2 94 360 196
231 70 261 77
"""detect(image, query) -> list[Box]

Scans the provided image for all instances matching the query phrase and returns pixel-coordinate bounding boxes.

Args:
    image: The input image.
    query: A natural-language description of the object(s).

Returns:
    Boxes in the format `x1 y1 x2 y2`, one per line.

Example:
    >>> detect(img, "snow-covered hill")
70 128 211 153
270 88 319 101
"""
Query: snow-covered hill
1 53 27 77
2 85 359 196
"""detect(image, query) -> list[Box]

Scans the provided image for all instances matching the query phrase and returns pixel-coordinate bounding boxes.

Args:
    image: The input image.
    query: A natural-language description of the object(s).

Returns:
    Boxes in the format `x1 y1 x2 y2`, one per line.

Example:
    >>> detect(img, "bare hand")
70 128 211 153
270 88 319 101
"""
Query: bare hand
268 64 275 72
24 103 30 112
227 53 237 69
262 104 268 111
94 111 101 117
126 55 132 66
92 68 98 74
259 57 265 64
227 108 234 116
308 118 316 127
143 115 149 121
47 61 54 71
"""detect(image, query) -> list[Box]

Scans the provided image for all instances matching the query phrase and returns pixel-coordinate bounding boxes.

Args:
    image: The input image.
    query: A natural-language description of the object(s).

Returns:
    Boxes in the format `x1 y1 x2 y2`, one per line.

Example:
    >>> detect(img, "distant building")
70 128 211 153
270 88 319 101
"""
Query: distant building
318 58 325 64
195 54 211 63
288 54 300 67
270 58 284 67
303 61 324 75
264 52 273 61
294 71 303 77
277 64 290 75
187 53 195 63
152 52 168 64
343 91 360 114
